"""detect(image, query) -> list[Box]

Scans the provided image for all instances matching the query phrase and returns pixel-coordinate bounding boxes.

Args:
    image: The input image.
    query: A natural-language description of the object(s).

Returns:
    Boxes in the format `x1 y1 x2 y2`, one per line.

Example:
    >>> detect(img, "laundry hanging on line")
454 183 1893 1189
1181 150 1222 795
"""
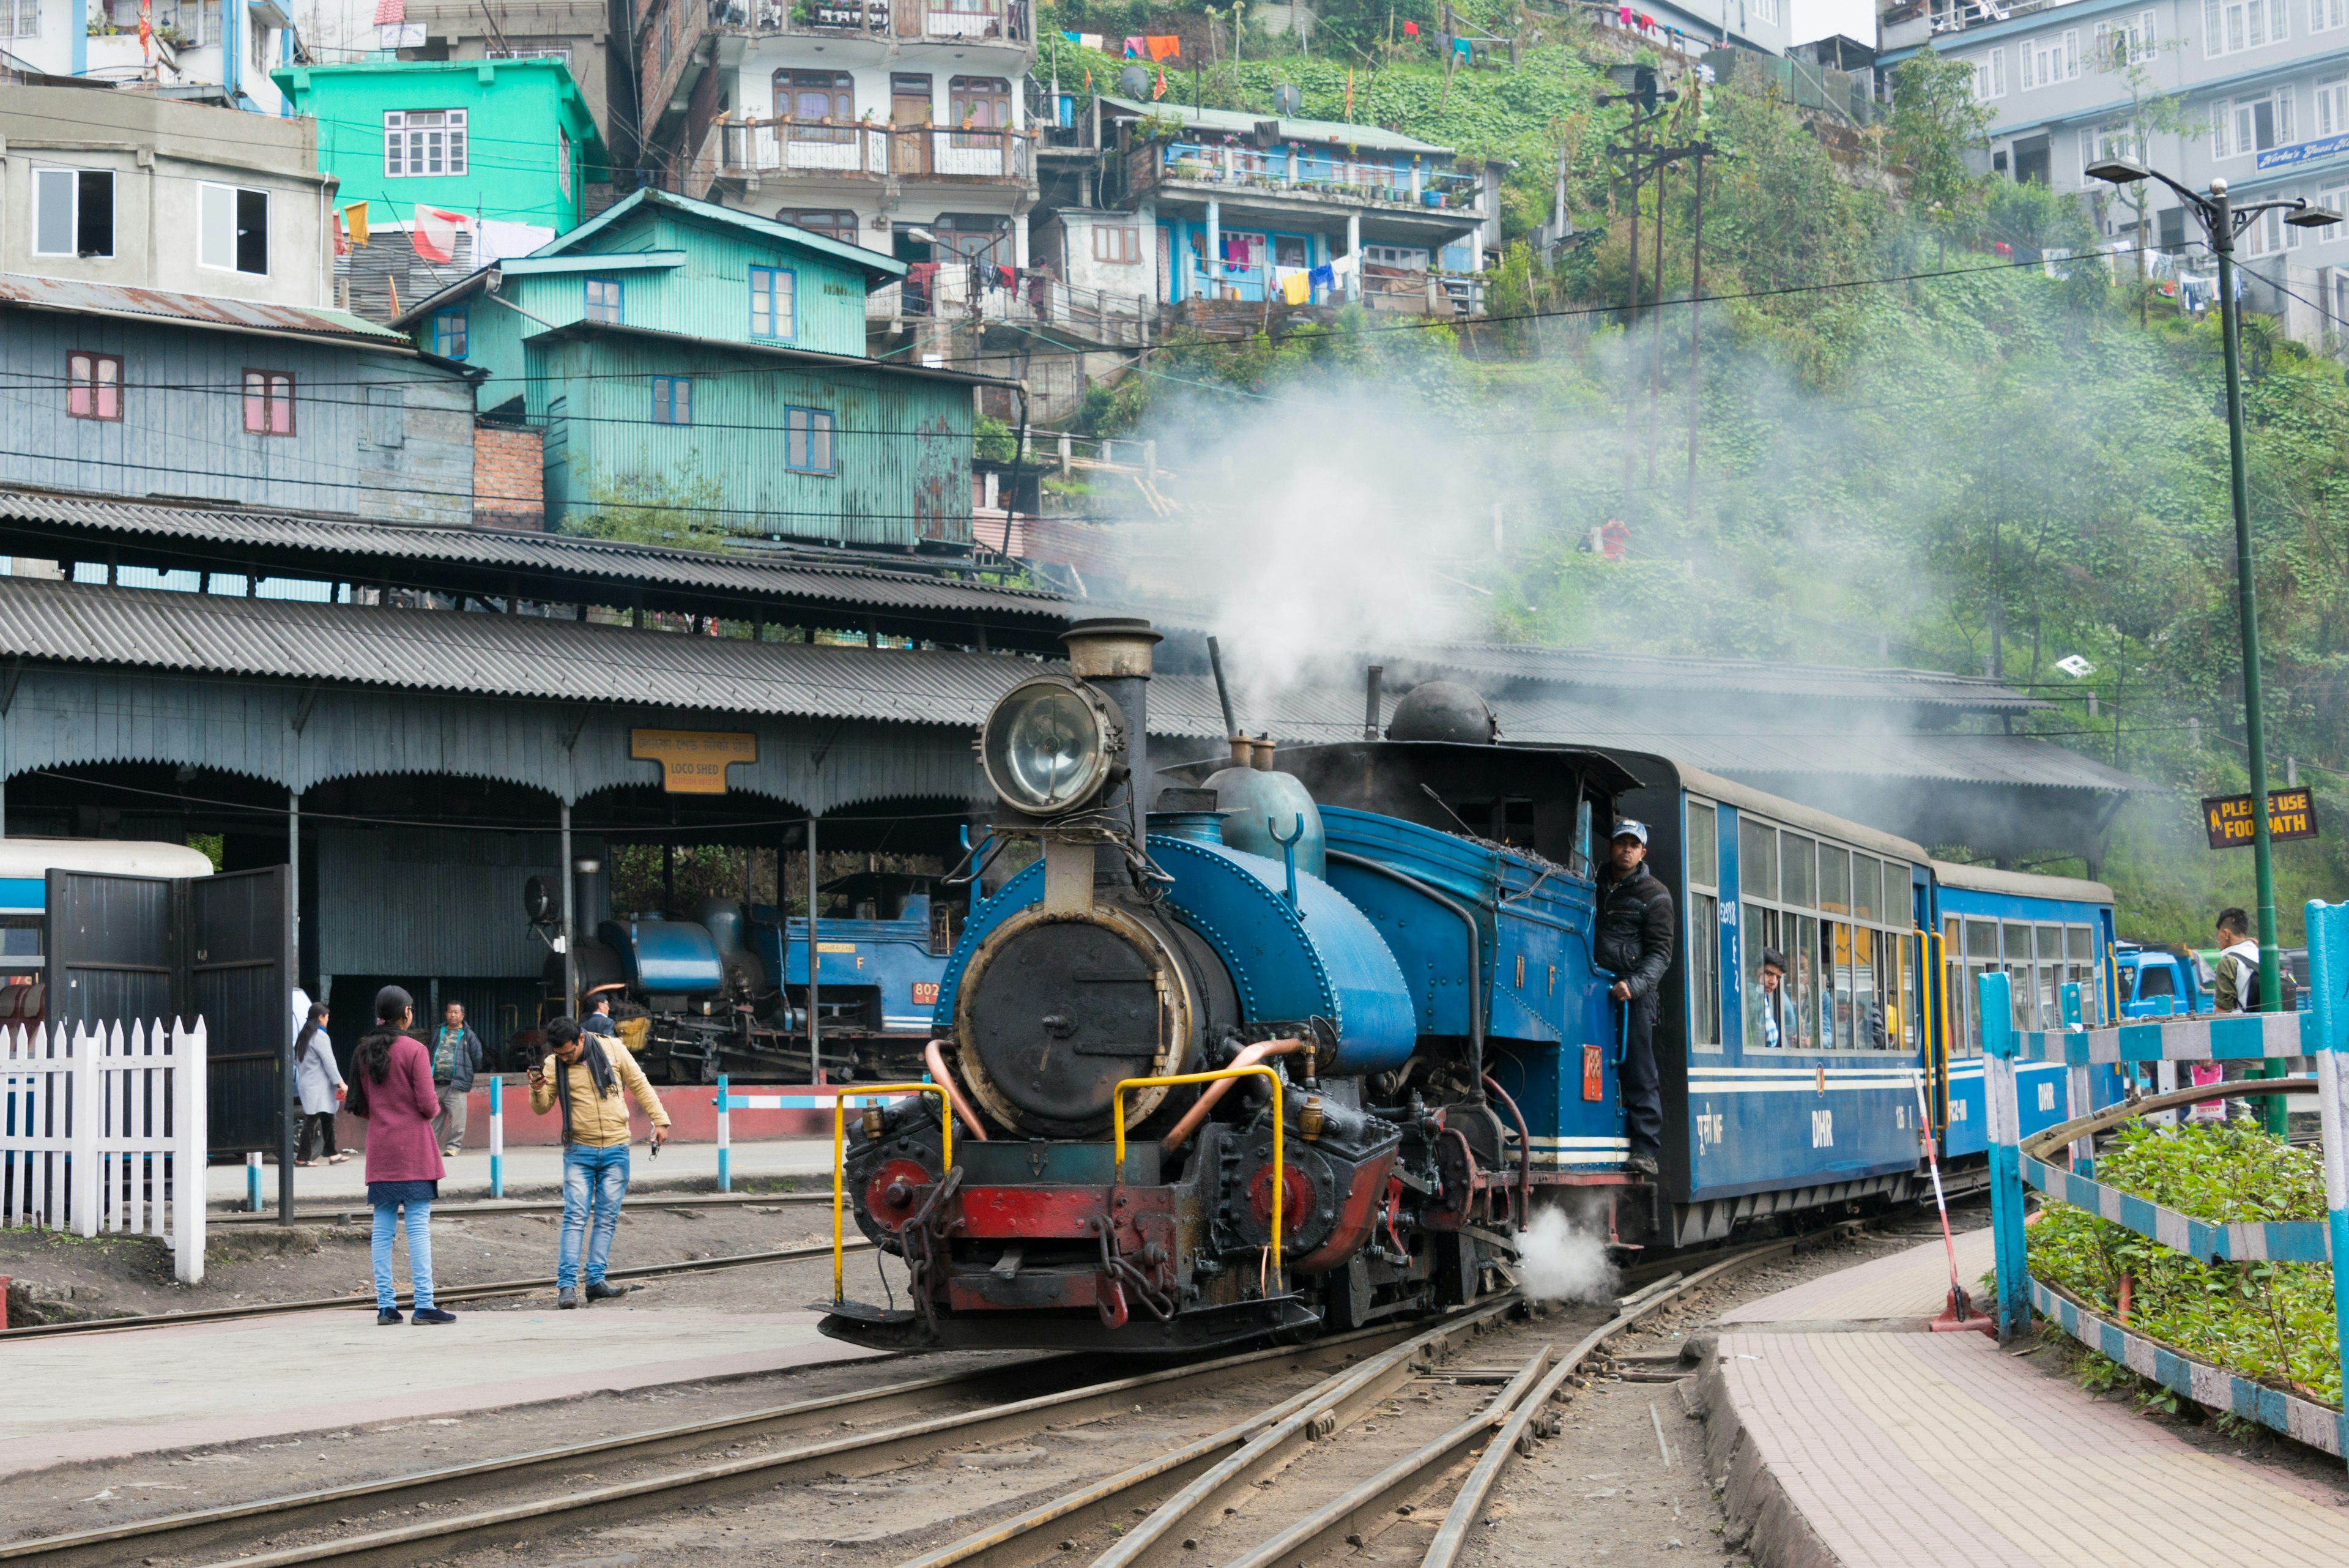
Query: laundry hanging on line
1145 34 1180 59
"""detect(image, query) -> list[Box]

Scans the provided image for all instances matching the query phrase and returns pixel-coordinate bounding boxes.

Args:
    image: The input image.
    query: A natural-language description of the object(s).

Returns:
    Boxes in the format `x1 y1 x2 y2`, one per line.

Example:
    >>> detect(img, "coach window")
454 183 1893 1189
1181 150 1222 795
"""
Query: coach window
1687 802 1720 1051
1961 920 1998 1050
1997 922 2033 1030
1943 917 1967 1055
1783 835 1819 1049
2068 926 2099 1025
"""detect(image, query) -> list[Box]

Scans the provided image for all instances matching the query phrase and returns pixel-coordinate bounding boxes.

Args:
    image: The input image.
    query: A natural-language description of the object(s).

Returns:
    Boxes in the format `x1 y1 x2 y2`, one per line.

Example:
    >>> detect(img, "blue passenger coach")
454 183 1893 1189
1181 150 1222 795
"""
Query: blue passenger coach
1597 759 2121 1244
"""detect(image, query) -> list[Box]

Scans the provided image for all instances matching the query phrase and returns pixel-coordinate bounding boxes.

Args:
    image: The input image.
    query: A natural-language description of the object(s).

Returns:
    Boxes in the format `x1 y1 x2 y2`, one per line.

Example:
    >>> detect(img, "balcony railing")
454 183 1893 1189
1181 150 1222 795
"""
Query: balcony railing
867 271 1154 344
697 118 1035 188
703 0 1030 42
1133 141 1484 214
1177 256 1482 314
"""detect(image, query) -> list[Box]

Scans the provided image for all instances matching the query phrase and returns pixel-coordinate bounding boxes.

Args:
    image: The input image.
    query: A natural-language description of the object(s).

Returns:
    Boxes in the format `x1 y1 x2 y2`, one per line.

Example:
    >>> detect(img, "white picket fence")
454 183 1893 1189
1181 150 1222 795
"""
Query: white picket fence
1 1019 209 1284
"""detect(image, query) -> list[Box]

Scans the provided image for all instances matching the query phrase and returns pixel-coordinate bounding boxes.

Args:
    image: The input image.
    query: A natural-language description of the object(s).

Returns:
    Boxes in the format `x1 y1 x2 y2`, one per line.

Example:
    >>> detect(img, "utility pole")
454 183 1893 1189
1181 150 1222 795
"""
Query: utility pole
2086 157 2340 1134
1647 154 1668 488
1683 143 1706 519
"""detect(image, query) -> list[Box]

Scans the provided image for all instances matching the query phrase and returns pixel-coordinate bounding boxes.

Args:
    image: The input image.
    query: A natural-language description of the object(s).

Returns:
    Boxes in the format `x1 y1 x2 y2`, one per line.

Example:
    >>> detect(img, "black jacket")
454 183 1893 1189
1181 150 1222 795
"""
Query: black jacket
1596 863 1676 1001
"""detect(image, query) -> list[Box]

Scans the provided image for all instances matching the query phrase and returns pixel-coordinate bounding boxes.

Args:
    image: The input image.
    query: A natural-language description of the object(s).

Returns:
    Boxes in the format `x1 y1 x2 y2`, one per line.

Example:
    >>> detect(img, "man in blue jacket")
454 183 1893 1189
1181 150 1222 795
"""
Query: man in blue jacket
430 1000 486 1157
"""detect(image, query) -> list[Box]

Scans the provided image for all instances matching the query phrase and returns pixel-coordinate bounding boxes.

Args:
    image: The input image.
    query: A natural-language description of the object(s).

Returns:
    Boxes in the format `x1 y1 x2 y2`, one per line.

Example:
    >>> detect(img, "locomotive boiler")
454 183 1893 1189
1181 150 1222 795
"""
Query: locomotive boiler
821 619 1636 1351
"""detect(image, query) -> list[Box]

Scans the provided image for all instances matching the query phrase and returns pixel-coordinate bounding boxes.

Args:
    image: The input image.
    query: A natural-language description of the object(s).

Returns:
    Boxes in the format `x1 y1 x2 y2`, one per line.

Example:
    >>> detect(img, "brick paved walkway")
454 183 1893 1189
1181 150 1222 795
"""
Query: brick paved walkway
1722 1230 1997 1326
1700 1237 2349 1568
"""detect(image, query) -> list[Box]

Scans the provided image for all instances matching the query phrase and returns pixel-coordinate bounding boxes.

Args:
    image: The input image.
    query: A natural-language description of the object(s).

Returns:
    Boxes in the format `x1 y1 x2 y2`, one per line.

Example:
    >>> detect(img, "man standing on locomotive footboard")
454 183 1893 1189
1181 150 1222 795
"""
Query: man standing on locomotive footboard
1597 820 1675 1176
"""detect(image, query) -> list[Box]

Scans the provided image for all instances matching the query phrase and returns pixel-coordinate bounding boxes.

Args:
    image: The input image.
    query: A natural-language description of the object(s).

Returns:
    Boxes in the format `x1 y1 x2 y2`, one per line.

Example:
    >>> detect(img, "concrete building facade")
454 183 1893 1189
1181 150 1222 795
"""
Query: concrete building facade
0 85 340 307
4 0 300 111
1879 0 2349 344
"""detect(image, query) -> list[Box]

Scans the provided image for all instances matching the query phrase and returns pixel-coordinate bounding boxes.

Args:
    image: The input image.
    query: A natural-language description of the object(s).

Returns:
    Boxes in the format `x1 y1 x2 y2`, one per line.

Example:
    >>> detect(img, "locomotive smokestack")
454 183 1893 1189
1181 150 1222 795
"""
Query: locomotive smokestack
1061 617 1161 828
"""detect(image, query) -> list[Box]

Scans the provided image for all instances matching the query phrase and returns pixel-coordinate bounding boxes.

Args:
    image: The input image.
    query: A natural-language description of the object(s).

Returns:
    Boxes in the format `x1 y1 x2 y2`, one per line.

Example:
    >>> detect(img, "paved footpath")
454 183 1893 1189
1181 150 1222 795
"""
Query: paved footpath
1697 1233 2349 1568
0 1306 881 1477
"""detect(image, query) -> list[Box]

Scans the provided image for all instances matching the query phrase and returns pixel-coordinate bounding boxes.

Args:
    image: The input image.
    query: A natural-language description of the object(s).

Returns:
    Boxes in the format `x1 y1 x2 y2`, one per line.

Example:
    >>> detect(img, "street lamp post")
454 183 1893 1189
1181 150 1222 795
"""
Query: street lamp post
2087 160 2339 1131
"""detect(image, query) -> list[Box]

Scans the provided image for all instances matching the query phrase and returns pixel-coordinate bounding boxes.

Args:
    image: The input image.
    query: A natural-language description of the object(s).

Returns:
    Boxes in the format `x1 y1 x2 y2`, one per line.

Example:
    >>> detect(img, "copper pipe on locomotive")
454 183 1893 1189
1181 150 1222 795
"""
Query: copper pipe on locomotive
924 1039 989 1142
1160 1037 1305 1155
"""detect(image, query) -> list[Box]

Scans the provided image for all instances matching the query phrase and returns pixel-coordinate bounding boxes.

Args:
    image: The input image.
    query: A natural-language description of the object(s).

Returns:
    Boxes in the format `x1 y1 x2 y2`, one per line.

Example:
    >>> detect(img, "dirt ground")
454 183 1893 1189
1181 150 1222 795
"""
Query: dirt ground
0 1195 848 1325
10 1200 2345 1567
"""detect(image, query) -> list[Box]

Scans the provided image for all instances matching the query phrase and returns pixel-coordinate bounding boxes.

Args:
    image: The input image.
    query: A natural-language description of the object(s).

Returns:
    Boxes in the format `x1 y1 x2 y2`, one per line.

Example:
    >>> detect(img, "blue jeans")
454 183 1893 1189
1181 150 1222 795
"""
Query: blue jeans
372 1200 434 1310
559 1143 631 1289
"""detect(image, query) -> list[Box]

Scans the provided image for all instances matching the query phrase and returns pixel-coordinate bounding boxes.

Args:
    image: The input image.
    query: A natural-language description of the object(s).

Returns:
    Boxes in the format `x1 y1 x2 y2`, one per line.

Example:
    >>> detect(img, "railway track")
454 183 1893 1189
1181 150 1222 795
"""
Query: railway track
1 1215 1882 1568
207 1189 832 1226
0 1235 873 1341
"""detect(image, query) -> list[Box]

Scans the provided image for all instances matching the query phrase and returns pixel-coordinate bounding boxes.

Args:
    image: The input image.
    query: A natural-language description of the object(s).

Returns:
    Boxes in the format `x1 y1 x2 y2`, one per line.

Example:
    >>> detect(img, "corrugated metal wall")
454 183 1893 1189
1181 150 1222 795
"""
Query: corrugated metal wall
318 826 562 978
2 666 990 811
0 316 478 524
532 336 973 547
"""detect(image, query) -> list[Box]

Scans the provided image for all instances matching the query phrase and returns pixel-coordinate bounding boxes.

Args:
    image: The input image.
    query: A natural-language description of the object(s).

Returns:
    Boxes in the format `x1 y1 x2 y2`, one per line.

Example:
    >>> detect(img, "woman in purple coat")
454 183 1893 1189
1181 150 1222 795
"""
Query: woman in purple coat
346 985 456 1325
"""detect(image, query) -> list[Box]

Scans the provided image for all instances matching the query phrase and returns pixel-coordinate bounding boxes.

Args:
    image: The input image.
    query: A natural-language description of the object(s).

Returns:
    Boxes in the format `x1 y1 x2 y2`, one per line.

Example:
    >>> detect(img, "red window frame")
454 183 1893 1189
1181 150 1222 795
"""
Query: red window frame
67 351 122 422
243 369 294 436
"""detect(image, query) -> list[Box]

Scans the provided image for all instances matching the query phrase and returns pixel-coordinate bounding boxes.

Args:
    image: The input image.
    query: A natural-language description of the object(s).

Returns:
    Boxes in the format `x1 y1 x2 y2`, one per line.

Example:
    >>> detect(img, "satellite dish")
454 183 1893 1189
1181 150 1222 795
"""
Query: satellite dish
1272 83 1302 115
1120 64 1149 98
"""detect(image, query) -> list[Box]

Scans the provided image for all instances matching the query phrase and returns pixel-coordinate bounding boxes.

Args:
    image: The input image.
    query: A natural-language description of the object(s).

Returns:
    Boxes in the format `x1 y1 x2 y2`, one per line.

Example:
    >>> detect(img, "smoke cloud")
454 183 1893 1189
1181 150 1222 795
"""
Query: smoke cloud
1514 1207 1617 1304
1121 381 1520 710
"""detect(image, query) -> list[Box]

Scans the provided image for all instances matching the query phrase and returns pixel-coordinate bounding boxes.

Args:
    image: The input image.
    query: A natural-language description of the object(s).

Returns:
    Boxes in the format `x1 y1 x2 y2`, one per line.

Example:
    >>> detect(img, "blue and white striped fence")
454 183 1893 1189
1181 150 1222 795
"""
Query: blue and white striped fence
708 1075 882 1192
1985 899 2349 1465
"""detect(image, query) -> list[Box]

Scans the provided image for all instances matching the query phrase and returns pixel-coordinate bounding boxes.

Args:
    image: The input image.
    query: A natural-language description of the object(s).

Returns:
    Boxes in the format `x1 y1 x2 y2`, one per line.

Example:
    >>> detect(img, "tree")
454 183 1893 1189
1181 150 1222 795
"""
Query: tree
1887 48 1994 221
2087 31 2196 324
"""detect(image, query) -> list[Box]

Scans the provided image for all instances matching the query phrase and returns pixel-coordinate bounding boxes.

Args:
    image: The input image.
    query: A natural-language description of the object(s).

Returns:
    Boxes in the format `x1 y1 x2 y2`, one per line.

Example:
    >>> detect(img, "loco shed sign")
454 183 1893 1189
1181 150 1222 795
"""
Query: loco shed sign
631 729 757 793
2202 789 2320 850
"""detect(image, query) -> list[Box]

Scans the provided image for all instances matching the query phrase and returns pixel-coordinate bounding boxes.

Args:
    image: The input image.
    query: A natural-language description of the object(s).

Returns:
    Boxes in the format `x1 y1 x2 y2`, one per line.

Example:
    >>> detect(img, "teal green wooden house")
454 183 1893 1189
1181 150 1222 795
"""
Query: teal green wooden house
272 59 608 237
396 188 998 549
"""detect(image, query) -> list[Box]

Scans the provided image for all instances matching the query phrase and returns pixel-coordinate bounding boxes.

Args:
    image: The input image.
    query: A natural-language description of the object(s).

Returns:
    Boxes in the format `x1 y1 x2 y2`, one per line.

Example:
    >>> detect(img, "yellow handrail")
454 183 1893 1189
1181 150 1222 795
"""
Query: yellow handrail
831 1082 954 1304
1112 1065 1285 1274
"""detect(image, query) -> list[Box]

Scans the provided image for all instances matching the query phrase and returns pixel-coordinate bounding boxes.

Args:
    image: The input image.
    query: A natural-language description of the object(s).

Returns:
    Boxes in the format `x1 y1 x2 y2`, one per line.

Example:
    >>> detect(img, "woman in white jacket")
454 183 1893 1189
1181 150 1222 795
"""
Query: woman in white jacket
292 1003 348 1165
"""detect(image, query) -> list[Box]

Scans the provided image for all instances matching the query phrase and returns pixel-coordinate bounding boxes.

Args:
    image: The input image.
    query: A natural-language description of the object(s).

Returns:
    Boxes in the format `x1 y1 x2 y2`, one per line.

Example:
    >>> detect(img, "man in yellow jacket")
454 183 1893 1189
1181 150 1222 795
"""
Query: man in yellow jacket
530 1015 670 1309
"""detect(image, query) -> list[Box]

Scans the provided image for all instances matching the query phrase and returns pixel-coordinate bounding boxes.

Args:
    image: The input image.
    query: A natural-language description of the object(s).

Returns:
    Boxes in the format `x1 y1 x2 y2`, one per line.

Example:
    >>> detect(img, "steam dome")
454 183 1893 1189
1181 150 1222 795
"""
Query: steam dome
1387 682 1499 744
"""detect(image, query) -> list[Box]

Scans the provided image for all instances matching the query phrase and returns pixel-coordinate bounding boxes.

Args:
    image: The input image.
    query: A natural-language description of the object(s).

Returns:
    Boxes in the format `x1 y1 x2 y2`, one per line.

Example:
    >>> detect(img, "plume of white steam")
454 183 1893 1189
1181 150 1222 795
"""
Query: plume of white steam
1135 384 1508 711
1514 1208 1617 1304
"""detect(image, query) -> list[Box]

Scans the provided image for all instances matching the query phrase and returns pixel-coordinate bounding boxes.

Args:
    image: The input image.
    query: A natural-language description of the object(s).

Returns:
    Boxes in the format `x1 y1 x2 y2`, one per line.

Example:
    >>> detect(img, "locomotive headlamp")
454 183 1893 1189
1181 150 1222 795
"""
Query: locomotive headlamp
981 675 1119 817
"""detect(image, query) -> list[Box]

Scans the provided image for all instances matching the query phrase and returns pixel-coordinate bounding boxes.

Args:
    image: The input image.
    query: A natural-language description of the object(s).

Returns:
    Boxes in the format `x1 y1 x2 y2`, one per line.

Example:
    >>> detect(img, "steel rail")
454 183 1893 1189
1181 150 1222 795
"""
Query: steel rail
207 1190 834 1225
906 1212 1907 1568
6 1324 1422 1568
0 1236 874 1342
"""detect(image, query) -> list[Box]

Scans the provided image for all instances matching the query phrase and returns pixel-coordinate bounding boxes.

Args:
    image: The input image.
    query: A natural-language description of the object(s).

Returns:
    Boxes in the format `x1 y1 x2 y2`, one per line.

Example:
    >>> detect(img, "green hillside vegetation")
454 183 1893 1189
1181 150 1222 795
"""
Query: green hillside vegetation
1042 11 2349 942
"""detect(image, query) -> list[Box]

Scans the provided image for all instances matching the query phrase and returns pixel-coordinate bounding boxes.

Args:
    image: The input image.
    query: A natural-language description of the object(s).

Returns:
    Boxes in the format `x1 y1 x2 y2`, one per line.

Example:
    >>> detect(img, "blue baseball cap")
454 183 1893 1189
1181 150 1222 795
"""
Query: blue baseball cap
1611 819 1650 846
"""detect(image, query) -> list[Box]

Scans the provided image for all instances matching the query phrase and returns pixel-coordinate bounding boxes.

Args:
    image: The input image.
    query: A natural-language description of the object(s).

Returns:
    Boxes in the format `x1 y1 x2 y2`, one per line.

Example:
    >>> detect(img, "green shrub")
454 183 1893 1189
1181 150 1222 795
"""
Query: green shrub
2030 1123 2339 1406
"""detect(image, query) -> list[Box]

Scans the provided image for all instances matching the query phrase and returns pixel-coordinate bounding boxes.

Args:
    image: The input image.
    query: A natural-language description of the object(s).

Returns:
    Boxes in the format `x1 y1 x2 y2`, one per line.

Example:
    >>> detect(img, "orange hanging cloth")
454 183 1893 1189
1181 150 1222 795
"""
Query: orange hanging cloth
1145 33 1179 59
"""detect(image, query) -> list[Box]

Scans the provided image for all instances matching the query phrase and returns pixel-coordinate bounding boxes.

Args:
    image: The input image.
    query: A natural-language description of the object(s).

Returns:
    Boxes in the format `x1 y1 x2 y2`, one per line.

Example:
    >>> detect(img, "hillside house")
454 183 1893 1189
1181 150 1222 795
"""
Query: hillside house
0 271 489 527
395 187 1009 549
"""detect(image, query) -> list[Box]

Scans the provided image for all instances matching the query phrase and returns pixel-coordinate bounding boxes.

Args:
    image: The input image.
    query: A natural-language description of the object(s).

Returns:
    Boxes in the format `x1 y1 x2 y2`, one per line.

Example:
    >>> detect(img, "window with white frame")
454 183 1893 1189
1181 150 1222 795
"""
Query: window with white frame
2088 123 2142 169
198 182 269 275
2246 202 2289 255
2317 74 2348 139
2204 0 2287 54
2093 10 2156 65
2318 0 2347 32
2312 181 2347 240
1 0 39 37
1973 47 2006 100
2214 88 2295 158
2020 29 2079 90
384 110 468 178
32 168 113 259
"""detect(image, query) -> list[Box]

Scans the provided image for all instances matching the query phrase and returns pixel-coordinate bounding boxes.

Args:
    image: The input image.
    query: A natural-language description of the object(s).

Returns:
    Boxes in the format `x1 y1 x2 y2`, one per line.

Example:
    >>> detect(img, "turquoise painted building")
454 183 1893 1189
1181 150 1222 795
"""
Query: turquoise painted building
398 188 1000 549
272 59 608 237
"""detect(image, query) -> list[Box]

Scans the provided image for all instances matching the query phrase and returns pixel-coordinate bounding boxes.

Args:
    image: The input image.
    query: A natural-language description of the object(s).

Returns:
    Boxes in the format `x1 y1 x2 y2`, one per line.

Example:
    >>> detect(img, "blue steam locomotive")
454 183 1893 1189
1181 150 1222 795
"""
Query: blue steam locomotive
820 619 2118 1351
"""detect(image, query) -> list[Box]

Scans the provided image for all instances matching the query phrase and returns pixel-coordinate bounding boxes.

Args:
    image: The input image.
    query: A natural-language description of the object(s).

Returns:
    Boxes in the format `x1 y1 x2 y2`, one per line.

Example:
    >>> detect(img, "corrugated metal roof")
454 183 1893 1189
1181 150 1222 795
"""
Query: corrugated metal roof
1401 643 2049 712
0 271 410 344
0 576 1048 724
0 578 2149 795
0 488 1074 623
